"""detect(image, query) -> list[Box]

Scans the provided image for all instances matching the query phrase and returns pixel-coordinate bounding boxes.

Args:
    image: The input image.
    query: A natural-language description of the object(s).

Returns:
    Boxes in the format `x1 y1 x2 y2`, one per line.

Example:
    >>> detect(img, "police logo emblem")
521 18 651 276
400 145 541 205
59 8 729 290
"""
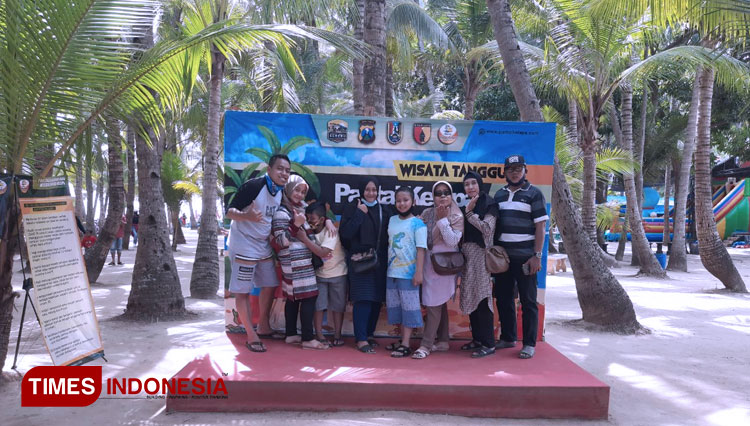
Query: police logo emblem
413 123 431 144
437 124 458 145
387 121 402 144
358 120 376 143
327 119 348 142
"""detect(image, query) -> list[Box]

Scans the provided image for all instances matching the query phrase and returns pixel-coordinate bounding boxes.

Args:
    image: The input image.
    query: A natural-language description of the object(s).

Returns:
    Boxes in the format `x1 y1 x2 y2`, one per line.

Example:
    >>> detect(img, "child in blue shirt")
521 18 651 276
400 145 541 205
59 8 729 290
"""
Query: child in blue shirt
385 186 427 358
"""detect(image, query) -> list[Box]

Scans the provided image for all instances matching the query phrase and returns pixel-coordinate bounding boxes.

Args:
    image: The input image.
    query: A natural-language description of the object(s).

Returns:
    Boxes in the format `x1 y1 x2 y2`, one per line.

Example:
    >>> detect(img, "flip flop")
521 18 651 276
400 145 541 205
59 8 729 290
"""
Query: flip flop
357 344 376 354
331 337 346 347
245 341 267 353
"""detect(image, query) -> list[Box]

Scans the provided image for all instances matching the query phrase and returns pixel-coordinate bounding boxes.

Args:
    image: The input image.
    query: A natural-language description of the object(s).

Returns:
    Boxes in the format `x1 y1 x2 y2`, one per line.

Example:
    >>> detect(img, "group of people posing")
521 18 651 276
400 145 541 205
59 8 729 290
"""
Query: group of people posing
226 153 548 360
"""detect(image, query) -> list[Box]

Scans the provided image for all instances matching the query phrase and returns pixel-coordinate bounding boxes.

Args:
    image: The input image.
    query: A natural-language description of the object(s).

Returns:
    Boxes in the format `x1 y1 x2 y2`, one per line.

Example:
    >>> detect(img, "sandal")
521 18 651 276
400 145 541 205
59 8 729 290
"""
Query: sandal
357 344 376 354
412 347 430 359
471 346 496 358
519 345 535 359
390 345 412 358
331 337 346 347
367 337 379 348
461 341 482 351
385 341 402 351
245 341 267 353
302 339 330 350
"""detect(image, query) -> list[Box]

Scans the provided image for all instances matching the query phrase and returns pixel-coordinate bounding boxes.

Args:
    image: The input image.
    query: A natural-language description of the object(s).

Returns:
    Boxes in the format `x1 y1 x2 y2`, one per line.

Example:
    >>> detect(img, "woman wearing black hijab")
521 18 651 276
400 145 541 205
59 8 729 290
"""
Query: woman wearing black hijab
460 171 499 357
339 176 392 353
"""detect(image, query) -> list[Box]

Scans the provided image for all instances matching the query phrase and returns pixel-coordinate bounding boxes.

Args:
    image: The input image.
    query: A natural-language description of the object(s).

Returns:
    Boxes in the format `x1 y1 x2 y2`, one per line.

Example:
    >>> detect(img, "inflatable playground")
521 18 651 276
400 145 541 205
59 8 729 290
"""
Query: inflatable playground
605 175 750 246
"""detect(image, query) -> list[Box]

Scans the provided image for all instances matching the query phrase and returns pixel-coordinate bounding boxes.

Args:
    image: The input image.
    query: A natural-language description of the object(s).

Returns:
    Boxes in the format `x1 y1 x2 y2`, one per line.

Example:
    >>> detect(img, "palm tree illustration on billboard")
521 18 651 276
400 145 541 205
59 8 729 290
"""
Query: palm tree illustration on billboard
225 125 319 202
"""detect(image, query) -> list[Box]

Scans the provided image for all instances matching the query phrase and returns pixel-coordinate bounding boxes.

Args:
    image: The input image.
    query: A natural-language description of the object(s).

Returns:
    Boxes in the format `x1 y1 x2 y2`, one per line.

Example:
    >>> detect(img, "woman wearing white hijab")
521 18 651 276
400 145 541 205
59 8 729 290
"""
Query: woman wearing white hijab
412 181 464 359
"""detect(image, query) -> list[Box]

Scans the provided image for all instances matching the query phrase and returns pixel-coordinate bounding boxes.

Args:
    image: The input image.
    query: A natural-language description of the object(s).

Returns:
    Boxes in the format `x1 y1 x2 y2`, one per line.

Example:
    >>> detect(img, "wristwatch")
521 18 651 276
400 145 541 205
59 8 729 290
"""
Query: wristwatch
534 251 543 259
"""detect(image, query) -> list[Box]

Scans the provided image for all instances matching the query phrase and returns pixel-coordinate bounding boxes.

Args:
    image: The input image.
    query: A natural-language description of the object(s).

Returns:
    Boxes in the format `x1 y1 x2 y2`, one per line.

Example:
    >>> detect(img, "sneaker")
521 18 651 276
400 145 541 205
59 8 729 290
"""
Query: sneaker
108 261 115 266
495 340 516 349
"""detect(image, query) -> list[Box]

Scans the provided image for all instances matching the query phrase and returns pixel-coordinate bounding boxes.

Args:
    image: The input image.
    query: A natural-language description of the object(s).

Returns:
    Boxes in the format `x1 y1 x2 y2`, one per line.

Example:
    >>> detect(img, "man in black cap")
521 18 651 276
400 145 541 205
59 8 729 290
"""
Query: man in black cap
493 155 548 359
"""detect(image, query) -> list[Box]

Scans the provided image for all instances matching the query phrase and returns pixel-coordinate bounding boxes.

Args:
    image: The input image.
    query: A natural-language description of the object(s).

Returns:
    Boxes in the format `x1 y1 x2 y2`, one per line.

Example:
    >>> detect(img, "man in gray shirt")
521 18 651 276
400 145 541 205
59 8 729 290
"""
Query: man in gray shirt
226 154 290 352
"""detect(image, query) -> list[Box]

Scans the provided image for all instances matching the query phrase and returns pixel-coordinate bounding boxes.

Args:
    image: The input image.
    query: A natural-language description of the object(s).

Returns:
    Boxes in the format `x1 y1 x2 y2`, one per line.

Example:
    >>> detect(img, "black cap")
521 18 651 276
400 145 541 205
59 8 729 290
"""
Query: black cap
504 155 526 168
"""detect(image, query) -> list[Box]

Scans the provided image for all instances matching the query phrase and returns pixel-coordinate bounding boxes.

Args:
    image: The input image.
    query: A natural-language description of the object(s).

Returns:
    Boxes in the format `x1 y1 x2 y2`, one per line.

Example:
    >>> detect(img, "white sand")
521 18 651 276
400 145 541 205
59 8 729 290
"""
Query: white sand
4 229 750 426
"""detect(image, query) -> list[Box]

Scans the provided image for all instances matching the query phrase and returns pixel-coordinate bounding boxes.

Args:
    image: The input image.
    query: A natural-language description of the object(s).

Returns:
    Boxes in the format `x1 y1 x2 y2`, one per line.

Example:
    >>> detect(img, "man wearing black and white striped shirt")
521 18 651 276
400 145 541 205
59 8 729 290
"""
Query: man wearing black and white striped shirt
493 155 549 359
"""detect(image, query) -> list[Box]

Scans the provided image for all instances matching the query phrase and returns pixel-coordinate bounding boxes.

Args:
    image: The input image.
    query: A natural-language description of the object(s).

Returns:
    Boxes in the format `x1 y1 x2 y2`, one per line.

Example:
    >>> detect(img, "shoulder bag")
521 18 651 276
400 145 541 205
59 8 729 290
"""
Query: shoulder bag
485 245 510 273
350 204 382 274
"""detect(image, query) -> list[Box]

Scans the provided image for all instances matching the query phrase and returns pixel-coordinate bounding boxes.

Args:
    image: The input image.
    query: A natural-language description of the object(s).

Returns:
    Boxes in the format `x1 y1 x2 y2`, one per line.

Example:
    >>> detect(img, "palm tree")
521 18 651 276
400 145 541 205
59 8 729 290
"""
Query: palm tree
693 66 747 291
187 0 368 299
162 150 200 251
364 0 387 115
0 0 363 372
83 114 126 283
583 0 749 288
485 0 643 332
243 125 318 194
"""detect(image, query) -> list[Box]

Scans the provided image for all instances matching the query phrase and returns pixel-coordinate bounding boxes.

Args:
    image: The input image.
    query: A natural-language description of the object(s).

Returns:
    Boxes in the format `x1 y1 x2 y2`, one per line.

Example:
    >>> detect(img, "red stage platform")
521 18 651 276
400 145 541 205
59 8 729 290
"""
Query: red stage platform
166 333 609 419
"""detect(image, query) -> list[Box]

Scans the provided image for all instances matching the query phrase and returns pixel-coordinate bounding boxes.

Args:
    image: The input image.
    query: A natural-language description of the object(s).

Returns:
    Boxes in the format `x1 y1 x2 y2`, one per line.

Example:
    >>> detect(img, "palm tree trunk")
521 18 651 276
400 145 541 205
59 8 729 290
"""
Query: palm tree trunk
580 130 598 242
486 0 641 332
171 207 179 251
668 73 701 271
663 164 671 248
620 85 666 277
75 153 85 219
353 0 365 115
385 59 394 117
84 114 125 283
693 67 747 292
363 0 386 116
0 185 20 372
635 86 648 214
123 126 136 250
615 218 627 261
189 46 222 299
127 124 186 319
85 140 95 233
188 197 197 229
98 172 105 227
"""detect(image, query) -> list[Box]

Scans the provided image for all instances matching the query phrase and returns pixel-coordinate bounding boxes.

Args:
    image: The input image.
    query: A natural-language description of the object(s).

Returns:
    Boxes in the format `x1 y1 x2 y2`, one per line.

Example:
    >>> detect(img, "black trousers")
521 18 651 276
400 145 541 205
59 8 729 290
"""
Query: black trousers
493 259 538 347
285 297 317 342
469 298 495 348
353 301 382 342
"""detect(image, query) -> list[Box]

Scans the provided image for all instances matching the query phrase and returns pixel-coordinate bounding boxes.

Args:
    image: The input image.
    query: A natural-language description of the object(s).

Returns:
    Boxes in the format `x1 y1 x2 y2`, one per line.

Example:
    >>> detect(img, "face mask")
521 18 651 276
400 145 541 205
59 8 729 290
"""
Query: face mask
362 199 377 207
265 174 284 196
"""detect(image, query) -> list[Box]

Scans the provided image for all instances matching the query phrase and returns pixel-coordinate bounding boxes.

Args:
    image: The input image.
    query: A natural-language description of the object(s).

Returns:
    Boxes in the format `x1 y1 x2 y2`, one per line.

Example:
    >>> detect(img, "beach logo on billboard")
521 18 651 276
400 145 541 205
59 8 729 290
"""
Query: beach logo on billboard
413 123 431 144
326 119 348 142
19 179 30 194
438 124 458 145
387 121 402 144
358 120 376 143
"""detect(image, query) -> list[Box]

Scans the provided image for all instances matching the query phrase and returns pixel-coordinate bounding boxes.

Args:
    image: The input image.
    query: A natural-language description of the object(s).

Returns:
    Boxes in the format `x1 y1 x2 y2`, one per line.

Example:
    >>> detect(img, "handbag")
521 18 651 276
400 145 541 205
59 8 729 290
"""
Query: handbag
350 204 382 274
430 251 465 275
485 245 510 273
